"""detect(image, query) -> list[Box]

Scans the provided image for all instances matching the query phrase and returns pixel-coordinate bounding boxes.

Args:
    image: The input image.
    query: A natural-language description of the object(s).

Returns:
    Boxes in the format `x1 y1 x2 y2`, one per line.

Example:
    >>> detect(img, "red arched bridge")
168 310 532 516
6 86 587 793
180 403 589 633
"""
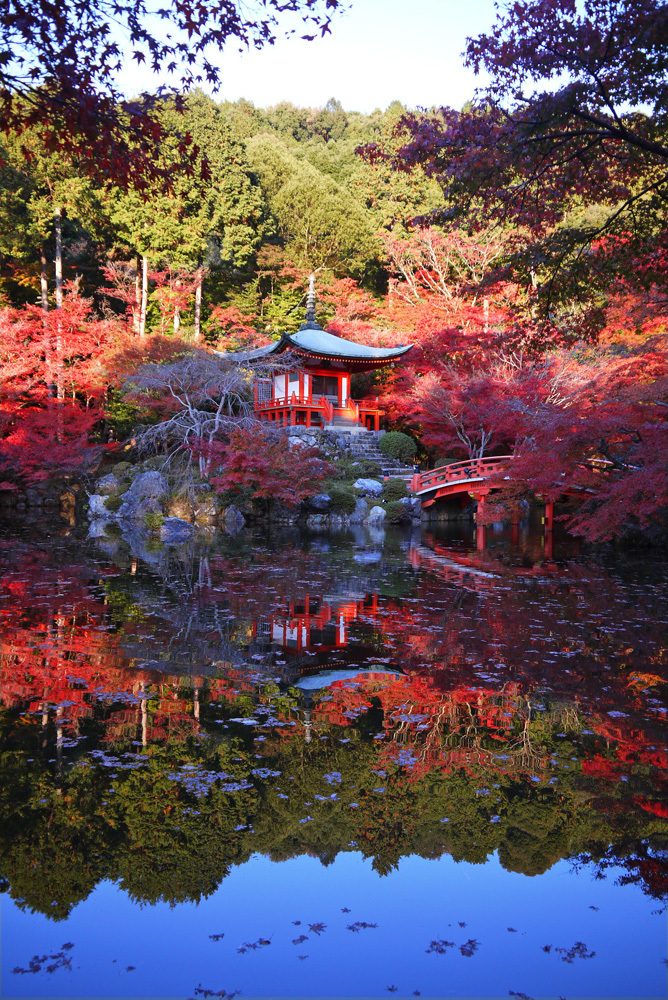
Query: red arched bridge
406 454 607 552
410 455 515 508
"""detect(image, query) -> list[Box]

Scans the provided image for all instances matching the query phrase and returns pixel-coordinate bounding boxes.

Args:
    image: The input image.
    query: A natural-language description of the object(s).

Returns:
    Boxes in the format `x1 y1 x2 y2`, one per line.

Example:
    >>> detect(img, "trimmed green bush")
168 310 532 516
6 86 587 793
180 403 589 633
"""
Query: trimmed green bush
111 462 132 478
333 457 382 481
384 500 411 524
381 477 409 502
327 483 357 515
379 431 417 464
103 494 124 512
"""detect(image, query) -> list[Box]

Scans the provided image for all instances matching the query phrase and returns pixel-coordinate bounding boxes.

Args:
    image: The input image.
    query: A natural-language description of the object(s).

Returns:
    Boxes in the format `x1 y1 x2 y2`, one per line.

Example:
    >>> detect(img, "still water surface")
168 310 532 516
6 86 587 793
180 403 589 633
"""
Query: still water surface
1 517 667 998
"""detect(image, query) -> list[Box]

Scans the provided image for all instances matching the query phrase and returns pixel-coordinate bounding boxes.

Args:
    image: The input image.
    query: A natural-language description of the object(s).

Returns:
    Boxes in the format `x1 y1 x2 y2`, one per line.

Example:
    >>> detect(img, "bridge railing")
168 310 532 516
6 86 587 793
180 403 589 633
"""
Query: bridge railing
412 455 515 494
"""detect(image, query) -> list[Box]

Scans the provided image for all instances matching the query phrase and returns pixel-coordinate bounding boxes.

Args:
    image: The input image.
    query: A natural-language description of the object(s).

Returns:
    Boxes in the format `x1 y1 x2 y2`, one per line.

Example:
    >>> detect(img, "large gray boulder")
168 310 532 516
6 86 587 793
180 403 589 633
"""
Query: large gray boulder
353 478 383 496
88 518 111 537
401 496 423 517
121 471 169 502
87 494 112 519
224 504 246 534
349 497 368 524
365 505 386 523
96 473 120 494
160 517 196 543
308 494 332 513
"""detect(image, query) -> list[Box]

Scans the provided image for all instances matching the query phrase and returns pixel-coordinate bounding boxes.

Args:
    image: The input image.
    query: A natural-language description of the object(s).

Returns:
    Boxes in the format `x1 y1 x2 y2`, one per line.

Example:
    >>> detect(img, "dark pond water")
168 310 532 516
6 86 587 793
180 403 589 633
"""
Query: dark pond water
1 514 667 999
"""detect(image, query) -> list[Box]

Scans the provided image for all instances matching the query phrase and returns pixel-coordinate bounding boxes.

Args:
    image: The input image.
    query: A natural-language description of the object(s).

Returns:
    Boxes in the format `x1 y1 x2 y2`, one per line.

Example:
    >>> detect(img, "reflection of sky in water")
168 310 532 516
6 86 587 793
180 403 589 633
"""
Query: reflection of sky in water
3 852 665 998
1 521 667 998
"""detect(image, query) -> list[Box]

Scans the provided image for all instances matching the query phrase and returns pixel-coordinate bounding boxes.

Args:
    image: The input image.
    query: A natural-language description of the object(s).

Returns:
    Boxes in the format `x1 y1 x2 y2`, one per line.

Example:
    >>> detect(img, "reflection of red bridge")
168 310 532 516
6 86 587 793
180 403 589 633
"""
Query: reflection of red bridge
410 455 557 551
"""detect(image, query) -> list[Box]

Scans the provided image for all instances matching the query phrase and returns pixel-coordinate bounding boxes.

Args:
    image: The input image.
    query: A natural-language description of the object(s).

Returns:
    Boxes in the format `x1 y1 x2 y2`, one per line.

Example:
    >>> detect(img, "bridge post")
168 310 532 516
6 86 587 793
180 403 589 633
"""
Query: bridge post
544 501 554 532
474 494 486 551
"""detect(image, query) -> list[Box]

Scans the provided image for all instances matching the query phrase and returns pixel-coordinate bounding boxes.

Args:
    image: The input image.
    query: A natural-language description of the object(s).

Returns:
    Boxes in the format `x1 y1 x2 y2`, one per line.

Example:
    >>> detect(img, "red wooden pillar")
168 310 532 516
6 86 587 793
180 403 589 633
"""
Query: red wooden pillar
298 370 304 403
475 494 486 551
306 410 312 428
544 531 554 560
544 500 554 532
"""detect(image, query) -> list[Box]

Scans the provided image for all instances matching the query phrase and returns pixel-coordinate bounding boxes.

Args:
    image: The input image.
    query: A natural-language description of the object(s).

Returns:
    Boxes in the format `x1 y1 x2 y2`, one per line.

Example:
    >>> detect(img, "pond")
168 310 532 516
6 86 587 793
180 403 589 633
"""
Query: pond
1 514 667 999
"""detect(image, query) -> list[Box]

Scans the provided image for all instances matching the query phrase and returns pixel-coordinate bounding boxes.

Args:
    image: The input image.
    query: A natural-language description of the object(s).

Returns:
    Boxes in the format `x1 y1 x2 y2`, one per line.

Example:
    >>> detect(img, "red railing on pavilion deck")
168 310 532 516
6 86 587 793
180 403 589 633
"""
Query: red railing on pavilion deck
254 385 383 430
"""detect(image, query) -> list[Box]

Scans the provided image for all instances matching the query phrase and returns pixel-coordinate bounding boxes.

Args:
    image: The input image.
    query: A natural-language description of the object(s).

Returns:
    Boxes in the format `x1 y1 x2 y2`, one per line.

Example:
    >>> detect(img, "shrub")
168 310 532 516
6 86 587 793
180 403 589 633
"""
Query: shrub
103 494 123 512
144 512 164 531
111 461 132 478
327 483 357 515
333 457 382 481
384 500 411 524
381 477 409 502
379 431 417 464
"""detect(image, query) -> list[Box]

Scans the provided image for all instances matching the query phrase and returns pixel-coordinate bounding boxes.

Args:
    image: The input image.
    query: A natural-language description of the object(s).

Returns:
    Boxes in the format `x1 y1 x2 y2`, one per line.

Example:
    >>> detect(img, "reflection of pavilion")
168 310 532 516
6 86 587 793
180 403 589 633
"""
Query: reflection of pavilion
253 593 379 655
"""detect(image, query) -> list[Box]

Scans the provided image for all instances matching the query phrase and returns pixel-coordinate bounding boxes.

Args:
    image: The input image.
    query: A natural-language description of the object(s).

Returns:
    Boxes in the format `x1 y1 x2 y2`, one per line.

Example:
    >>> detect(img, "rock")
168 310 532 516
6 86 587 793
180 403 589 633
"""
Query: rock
308 494 332 513
288 437 307 448
88 519 110 537
401 496 423 516
353 478 383 496
159 517 196 543
167 497 194 520
349 497 368 524
224 505 245 534
87 494 109 518
365 505 386 523
134 497 163 521
329 513 350 529
306 514 328 530
96 473 120 494
120 470 168 502
194 498 218 520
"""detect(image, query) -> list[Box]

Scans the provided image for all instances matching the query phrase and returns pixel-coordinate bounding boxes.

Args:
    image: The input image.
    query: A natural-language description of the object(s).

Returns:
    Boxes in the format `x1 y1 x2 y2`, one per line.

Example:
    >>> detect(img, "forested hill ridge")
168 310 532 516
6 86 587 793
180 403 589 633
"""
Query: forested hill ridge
1 52 666 543
0 92 442 312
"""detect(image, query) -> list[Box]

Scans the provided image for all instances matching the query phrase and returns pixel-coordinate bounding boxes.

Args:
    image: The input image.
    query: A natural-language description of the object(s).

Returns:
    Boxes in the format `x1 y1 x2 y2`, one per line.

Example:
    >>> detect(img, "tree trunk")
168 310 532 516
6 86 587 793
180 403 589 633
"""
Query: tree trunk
54 206 63 310
193 268 203 342
133 255 141 334
53 208 64 425
139 256 148 338
40 244 49 312
173 306 181 335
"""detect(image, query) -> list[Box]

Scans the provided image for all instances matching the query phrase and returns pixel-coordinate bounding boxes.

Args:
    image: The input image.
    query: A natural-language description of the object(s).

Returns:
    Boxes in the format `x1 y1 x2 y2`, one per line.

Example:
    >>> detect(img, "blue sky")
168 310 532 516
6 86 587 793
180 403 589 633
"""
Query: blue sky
122 0 498 113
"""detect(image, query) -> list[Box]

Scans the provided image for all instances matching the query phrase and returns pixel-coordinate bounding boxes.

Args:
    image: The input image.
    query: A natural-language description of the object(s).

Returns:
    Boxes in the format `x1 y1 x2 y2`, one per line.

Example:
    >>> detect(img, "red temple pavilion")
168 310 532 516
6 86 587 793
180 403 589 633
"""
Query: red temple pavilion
241 276 413 431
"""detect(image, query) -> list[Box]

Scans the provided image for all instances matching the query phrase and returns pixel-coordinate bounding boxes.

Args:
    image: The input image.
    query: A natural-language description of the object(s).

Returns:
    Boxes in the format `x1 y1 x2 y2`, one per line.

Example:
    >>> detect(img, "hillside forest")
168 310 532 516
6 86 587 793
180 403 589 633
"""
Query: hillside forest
1 0 666 542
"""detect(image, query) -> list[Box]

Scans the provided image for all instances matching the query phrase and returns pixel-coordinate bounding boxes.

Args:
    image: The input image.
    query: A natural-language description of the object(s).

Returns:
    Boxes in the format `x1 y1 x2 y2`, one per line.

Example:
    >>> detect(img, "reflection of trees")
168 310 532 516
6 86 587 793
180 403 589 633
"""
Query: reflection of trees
1 531 667 919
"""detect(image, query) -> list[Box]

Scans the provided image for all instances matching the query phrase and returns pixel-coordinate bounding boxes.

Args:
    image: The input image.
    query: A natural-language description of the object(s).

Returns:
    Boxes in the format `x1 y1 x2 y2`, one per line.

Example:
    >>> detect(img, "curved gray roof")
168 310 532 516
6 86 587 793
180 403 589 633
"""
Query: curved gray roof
286 327 412 360
219 325 412 363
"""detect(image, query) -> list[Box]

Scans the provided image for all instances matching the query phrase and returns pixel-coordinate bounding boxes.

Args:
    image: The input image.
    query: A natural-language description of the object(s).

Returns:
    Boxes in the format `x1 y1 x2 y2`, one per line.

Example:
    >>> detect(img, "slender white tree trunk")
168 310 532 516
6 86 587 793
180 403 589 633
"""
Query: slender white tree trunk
139 256 148 338
133 255 141 334
53 207 64 444
173 306 181 335
193 268 203 342
40 244 49 312
54 206 63 310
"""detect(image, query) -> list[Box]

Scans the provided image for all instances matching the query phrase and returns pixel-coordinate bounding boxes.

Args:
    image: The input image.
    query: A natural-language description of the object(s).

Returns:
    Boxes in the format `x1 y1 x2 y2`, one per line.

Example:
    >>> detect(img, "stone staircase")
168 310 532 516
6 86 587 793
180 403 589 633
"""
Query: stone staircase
344 431 415 479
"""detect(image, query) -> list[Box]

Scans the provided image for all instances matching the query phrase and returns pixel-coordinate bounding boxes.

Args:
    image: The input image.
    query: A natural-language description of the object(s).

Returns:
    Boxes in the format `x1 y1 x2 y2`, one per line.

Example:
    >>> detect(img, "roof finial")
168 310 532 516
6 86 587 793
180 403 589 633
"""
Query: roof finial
305 273 316 324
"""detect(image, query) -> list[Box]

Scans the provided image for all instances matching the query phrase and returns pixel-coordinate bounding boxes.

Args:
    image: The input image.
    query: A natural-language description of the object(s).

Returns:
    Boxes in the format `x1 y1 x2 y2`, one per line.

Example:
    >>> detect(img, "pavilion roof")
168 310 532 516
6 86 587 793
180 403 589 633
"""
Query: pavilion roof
221 325 412 364
218 274 413 365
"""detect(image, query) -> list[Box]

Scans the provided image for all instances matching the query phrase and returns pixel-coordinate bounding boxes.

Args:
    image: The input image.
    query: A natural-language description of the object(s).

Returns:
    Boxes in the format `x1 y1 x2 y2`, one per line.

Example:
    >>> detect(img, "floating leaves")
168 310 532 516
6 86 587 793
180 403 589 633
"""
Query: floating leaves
426 940 455 954
555 941 595 963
